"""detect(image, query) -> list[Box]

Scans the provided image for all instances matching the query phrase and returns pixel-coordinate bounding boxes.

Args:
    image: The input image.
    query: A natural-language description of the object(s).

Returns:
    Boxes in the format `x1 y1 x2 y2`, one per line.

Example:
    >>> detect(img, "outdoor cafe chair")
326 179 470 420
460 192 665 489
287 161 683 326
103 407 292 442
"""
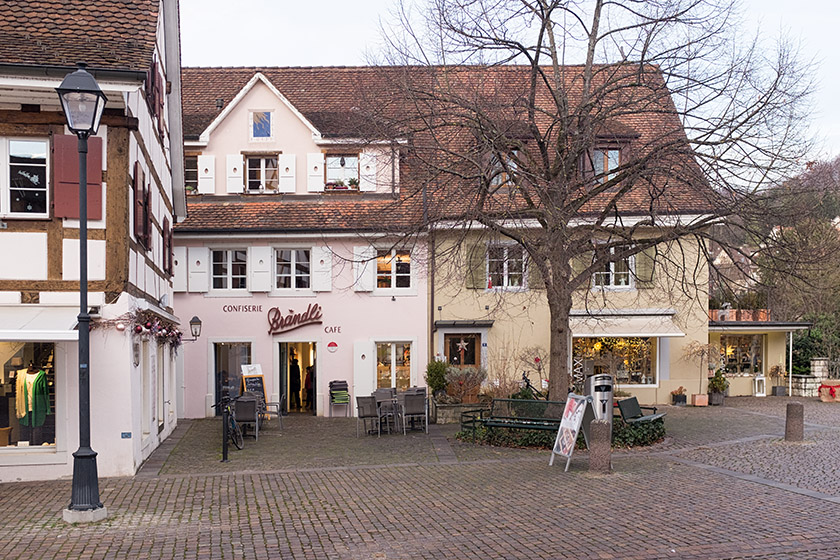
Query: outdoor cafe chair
402 393 428 433
356 396 381 437
373 388 402 434
234 395 260 440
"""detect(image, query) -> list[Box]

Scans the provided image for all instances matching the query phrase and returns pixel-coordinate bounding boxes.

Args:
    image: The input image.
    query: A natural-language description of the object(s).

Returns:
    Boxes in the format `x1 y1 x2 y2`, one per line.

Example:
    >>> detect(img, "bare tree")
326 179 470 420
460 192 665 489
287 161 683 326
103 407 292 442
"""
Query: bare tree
361 0 814 396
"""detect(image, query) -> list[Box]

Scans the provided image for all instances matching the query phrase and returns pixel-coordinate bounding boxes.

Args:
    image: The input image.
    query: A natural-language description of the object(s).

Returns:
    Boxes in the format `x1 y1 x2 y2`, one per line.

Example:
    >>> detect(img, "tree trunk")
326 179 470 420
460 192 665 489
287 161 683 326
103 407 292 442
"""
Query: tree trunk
547 289 574 400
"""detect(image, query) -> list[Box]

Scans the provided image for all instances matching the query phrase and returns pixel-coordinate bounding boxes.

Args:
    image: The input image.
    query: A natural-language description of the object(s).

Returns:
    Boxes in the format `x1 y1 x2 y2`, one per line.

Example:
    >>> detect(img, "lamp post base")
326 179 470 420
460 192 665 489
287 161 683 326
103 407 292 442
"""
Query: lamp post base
66 447 104 517
63 505 108 524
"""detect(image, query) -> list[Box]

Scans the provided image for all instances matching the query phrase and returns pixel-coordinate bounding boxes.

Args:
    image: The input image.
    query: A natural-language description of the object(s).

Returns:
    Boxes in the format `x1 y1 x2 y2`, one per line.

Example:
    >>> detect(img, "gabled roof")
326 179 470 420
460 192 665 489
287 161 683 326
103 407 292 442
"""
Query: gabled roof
198 72 321 143
0 1 158 71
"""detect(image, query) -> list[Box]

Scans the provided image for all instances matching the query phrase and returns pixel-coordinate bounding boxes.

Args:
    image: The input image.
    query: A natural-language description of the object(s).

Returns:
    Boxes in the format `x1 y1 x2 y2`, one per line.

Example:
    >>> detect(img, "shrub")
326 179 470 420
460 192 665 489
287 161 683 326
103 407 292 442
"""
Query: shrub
445 366 487 402
456 417 665 449
425 360 448 394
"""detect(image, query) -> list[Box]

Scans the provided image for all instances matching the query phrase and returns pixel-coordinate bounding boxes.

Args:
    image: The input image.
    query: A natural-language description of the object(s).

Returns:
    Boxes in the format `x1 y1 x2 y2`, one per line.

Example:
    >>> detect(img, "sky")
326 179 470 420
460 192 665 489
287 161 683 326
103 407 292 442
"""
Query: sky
179 0 839 160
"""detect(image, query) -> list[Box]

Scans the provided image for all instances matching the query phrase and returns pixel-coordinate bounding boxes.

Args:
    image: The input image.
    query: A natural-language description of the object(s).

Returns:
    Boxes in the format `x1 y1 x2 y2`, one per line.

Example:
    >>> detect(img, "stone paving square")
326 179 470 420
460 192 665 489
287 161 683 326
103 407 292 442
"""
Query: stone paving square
1 397 840 559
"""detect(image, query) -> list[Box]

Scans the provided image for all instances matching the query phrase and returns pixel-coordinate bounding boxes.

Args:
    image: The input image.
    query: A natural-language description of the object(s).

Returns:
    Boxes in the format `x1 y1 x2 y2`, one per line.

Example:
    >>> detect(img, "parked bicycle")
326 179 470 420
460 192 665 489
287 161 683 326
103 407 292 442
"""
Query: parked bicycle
212 395 244 451
521 372 547 399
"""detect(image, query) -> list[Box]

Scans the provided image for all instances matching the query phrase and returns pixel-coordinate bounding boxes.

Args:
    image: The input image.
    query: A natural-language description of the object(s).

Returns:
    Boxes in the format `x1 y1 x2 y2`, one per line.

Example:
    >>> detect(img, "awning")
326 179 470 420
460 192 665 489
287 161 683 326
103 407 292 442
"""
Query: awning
0 306 79 341
570 313 684 338
708 321 810 333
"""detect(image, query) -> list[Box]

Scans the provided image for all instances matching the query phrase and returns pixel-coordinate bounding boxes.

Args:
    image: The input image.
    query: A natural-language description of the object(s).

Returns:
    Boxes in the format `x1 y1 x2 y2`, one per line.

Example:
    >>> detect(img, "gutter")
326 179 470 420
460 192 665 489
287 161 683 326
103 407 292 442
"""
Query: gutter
0 63 147 84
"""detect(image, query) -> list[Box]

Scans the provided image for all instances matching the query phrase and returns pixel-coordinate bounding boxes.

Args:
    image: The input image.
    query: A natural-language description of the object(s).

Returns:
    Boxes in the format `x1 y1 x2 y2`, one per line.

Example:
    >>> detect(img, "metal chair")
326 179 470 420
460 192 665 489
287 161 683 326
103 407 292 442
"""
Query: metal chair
234 396 260 440
264 394 285 430
402 393 428 433
356 396 381 437
374 388 401 434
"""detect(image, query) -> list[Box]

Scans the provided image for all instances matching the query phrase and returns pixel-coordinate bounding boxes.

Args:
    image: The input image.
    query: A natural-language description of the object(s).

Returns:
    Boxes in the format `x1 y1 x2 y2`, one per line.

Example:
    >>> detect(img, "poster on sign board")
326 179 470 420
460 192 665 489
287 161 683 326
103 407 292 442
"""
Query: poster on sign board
549 393 591 471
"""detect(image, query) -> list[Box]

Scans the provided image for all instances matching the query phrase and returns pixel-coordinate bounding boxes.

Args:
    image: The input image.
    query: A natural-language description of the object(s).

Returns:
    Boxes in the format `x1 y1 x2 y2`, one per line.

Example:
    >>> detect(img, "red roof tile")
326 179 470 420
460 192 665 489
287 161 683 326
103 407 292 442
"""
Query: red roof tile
0 1 158 70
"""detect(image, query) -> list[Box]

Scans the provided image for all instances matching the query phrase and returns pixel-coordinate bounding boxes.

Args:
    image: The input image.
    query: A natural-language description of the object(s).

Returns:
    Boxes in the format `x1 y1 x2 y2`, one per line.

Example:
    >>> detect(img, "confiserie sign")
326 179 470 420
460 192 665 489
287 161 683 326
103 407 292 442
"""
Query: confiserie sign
267 303 323 335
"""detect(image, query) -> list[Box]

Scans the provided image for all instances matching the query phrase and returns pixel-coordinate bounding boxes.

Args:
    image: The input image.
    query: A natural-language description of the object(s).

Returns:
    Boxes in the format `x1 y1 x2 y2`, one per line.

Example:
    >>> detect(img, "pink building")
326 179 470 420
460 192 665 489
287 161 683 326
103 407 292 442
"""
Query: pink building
175 69 429 417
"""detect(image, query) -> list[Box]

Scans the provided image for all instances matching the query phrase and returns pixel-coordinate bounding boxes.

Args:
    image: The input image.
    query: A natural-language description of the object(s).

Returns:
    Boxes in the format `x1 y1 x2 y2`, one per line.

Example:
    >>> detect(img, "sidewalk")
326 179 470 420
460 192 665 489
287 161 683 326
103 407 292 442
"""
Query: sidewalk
1 397 839 559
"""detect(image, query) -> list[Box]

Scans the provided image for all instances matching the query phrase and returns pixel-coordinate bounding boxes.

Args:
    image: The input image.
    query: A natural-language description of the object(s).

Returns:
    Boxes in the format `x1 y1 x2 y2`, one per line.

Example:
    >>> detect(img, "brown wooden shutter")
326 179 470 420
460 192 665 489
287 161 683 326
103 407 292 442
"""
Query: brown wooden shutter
146 59 156 110
167 223 174 275
133 162 145 244
156 70 165 137
53 135 103 220
143 185 152 251
162 217 171 275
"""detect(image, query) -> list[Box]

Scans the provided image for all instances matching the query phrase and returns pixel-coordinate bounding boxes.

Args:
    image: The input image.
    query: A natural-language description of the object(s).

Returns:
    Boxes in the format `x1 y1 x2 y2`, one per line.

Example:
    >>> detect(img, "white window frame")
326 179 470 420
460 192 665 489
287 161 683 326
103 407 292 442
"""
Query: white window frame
273 248 312 292
246 156 279 192
1 137 49 219
375 248 412 293
211 249 248 291
249 110 274 142
486 244 527 291
376 341 413 390
325 154 360 186
591 247 635 291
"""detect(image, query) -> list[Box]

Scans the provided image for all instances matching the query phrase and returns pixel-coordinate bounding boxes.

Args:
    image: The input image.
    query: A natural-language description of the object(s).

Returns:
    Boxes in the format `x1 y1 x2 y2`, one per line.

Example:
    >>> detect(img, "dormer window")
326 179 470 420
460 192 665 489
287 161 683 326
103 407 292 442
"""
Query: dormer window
326 154 359 189
249 110 273 141
592 147 620 184
247 156 278 191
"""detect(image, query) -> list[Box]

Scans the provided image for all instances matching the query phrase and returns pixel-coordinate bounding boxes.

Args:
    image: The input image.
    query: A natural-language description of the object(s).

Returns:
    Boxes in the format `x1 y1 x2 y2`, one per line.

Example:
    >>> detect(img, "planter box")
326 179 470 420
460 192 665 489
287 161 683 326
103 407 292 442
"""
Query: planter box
708 392 725 406
771 386 787 397
433 402 489 424
671 394 687 406
818 379 840 402
691 394 708 407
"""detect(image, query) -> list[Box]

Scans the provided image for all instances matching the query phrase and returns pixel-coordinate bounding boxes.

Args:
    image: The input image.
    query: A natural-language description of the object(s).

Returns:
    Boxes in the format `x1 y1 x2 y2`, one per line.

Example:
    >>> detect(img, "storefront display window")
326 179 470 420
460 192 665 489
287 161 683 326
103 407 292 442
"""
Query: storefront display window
214 342 252 407
573 337 656 385
1 342 56 448
720 334 763 376
377 342 410 390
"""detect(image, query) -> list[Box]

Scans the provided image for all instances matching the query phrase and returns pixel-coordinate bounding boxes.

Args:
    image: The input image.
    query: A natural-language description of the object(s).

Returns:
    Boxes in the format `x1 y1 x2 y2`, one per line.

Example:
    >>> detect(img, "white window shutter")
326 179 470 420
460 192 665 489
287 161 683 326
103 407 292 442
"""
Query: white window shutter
173 246 187 292
248 246 272 292
226 154 244 193
359 151 377 192
307 153 325 192
311 246 332 292
353 245 376 292
197 155 215 194
278 154 296 193
353 340 376 404
187 247 209 292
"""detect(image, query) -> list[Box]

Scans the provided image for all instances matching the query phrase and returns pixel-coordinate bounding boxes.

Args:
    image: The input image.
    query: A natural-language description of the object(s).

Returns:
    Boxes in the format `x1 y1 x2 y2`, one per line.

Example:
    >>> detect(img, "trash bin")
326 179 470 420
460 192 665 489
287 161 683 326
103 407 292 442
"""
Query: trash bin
585 374 613 439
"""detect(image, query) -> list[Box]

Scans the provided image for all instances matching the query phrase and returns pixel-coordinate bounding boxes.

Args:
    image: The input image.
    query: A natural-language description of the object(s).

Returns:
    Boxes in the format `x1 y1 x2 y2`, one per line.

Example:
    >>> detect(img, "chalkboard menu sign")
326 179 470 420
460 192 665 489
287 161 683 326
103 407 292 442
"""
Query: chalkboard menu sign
241 374 266 401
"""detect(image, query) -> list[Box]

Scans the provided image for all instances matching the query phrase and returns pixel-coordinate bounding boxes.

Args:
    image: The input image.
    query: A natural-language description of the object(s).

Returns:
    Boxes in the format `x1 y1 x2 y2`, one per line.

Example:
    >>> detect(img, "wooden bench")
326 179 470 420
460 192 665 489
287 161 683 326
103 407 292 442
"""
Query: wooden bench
616 397 665 424
461 398 567 440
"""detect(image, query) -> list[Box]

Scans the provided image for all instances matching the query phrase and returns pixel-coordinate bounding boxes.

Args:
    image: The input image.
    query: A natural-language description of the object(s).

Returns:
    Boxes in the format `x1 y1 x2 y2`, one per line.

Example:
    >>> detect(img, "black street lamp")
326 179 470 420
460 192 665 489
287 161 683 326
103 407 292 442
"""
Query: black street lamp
189 316 202 340
56 62 108 522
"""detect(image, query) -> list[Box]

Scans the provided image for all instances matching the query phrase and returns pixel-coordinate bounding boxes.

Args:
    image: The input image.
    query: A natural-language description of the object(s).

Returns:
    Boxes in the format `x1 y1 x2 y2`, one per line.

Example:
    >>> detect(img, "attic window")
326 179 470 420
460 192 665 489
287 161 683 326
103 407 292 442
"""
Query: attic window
250 110 273 141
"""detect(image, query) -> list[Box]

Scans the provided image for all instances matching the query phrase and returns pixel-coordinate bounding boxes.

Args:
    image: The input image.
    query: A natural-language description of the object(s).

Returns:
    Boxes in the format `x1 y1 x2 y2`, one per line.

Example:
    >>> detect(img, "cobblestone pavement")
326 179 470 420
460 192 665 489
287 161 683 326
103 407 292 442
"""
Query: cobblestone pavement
1 398 839 559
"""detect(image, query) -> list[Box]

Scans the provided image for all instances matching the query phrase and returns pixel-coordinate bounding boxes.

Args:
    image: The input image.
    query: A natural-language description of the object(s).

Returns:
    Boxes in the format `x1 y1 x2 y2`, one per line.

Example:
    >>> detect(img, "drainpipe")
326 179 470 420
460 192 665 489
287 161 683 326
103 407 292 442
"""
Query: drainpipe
788 331 793 397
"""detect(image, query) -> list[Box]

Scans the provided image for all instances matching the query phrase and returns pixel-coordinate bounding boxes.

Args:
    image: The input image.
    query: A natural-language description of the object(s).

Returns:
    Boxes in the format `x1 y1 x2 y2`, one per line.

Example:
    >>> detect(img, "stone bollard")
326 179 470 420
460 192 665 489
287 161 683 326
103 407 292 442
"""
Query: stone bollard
785 402 804 442
589 419 612 474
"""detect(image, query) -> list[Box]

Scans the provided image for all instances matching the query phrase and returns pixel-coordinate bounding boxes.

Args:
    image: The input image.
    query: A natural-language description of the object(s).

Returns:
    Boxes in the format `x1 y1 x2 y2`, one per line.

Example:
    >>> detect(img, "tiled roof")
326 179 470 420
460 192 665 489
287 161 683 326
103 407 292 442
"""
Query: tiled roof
177 195 424 234
0 1 158 70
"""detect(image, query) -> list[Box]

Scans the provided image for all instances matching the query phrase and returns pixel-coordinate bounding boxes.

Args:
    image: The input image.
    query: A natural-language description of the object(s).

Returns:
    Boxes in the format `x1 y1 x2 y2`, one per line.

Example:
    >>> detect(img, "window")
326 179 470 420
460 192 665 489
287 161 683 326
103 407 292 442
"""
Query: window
487 245 525 289
212 250 247 290
247 156 278 191
376 342 411 390
377 249 411 289
592 248 633 289
1 342 56 448
1 138 48 217
444 334 480 367
326 154 359 187
592 148 620 184
488 152 518 190
250 111 272 140
185 155 198 192
573 337 657 385
720 334 763 376
275 249 311 290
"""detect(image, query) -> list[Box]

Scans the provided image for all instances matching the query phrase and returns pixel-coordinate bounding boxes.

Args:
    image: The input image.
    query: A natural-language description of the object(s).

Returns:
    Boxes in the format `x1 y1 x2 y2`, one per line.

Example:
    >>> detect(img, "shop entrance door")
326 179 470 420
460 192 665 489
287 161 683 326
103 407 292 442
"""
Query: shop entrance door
213 342 252 415
279 342 316 415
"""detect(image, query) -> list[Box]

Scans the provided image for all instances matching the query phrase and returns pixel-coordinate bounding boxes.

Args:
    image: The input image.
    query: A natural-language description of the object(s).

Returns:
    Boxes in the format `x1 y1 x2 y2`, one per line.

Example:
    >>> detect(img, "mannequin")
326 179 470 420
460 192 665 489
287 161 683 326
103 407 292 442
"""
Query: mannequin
15 363 50 443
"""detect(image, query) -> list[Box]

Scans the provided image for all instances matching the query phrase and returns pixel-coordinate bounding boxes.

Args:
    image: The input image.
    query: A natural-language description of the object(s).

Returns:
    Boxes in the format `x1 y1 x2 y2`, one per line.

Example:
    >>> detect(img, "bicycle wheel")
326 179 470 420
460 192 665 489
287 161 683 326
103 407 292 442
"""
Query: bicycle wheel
229 418 244 450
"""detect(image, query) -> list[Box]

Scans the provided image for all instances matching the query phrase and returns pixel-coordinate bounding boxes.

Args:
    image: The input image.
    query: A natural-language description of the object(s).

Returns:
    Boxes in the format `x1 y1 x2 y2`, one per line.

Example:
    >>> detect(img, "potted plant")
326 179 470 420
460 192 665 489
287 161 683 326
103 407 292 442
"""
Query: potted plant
681 341 721 407
347 177 360 189
670 386 687 406
707 370 729 406
768 364 788 396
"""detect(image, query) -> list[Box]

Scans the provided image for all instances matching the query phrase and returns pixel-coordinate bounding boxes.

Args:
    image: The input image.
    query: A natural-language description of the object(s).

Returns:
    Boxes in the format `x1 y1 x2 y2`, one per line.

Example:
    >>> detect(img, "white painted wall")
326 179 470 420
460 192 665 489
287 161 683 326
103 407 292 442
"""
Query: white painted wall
0 233 48 280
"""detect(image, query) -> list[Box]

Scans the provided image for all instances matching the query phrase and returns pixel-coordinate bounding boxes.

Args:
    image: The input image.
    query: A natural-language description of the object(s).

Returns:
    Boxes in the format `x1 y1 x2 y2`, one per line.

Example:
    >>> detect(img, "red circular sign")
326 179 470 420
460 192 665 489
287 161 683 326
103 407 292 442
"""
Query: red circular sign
327 341 338 353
